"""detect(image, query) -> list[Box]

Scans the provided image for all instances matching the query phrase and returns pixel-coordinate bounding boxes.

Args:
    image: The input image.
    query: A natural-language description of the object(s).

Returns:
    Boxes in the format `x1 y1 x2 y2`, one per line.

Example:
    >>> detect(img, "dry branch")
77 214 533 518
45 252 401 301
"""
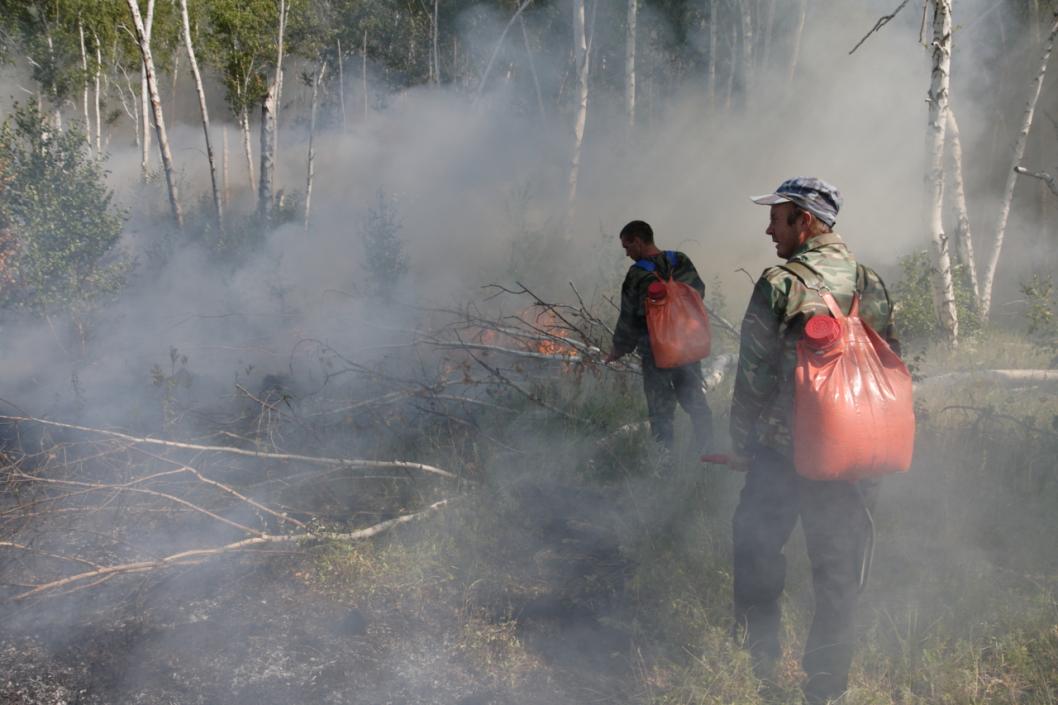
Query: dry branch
0 415 458 480
1014 166 1058 196
917 369 1058 388
10 498 453 601
849 0 912 54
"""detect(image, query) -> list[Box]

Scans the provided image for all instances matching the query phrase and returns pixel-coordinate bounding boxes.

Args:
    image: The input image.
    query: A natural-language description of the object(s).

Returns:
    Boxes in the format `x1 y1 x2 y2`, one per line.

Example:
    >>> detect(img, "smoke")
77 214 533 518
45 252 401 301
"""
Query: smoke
1 1 1056 702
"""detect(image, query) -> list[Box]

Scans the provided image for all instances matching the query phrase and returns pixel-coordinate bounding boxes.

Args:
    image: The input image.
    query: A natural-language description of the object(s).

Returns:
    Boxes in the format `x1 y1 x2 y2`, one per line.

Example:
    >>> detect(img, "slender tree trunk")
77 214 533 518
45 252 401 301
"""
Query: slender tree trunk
737 0 753 109
126 0 183 228
139 0 155 181
271 0 288 198
337 38 347 130
625 0 636 131
789 0 807 83
707 0 717 110
566 0 590 231
170 47 180 121
946 108 979 302
79 20 91 153
179 0 223 230
724 24 737 112
432 0 440 85
761 0 776 68
362 30 369 120
519 14 546 119
476 0 535 101
93 39 102 154
222 125 230 208
257 85 276 222
926 0 958 343
980 17 1058 321
240 104 255 190
304 61 327 232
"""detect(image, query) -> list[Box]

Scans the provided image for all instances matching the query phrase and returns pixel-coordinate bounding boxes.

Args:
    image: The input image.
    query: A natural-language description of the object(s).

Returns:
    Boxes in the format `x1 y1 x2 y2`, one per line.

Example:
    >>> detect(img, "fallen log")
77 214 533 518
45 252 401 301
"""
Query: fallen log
917 369 1058 388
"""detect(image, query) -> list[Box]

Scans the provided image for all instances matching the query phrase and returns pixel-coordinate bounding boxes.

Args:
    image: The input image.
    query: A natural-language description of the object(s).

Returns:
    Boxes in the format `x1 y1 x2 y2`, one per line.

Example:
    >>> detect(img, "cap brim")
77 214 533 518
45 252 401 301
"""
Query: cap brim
750 193 792 205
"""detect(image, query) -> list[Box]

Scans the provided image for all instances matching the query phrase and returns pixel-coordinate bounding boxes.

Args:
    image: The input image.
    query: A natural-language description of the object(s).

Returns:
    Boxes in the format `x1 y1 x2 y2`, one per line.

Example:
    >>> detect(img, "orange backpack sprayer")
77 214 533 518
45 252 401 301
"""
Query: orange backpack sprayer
788 266 915 482
635 252 711 369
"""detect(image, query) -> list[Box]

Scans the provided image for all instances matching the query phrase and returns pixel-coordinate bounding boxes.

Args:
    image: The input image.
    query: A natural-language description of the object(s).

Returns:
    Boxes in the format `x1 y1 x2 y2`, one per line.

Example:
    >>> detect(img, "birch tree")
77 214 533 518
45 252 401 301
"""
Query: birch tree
925 0 958 343
979 16 1058 321
179 0 223 230
125 0 183 229
946 108 979 302
625 0 636 131
566 0 590 230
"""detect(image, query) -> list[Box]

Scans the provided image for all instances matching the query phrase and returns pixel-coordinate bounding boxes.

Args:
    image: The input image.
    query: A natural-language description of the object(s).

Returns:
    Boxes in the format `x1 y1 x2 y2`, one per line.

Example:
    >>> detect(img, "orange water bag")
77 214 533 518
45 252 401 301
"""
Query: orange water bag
792 290 914 481
645 277 712 369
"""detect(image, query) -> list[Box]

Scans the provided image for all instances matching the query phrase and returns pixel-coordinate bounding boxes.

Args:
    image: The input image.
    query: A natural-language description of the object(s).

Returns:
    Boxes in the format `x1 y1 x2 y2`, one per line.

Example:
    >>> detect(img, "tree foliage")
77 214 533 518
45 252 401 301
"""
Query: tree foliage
0 104 127 315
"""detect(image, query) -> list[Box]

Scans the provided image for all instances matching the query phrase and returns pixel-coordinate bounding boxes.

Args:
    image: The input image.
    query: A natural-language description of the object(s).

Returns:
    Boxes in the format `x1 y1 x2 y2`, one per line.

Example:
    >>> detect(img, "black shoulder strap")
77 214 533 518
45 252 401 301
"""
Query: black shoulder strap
779 260 825 291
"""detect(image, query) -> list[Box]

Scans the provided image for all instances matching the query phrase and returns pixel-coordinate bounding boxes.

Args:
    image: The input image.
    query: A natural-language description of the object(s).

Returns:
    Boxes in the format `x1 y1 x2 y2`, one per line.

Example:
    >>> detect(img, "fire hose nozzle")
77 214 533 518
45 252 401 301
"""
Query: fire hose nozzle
700 453 730 465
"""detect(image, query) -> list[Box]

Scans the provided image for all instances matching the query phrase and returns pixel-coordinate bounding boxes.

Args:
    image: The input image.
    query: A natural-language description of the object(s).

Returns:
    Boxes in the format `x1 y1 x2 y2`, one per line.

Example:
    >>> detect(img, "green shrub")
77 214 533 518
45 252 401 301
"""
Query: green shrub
892 249 980 342
0 103 128 315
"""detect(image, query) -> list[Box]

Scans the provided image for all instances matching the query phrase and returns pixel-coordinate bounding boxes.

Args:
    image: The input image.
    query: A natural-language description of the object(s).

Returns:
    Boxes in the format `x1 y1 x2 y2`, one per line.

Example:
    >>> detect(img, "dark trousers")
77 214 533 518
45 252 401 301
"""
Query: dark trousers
732 446 877 703
640 353 713 452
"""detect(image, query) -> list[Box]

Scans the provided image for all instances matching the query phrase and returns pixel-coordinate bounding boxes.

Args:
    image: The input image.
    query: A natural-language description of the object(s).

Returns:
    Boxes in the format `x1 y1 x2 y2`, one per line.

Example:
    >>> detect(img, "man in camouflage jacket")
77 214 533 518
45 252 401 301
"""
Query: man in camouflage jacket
730 178 898 704
604 220 714 453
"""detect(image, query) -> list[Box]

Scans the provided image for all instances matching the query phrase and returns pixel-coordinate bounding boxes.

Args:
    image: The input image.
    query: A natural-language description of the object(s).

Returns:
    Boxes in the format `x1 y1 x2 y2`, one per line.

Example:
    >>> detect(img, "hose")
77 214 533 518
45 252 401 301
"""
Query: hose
854 482 875 594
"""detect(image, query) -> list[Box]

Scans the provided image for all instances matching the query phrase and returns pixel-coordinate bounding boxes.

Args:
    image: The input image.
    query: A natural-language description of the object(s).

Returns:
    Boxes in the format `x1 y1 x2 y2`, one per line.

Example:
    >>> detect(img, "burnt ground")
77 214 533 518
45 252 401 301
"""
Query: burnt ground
0 481 652 705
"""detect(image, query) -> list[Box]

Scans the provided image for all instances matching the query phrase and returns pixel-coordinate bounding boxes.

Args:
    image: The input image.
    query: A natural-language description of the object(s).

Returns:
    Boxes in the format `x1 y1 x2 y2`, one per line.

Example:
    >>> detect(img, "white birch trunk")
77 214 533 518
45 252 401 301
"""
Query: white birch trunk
738 0 753 109
788 0 807 84
432 0 440 85
476 0 535 101
625 0 636 131
126 0 183 228
179 0 223 229
519 15 546 119
304 61 327 232
707 0 717 109
926 0 958 343
139 0 155 181
258 85 276 222
79 20 91 153
240 105 255 190
363 30 369 120
222 125 230 208
566 0 590 231
94 40 102 154
946 108 979 302
271 0 288 197
979 17 1058 321
337 38 347 130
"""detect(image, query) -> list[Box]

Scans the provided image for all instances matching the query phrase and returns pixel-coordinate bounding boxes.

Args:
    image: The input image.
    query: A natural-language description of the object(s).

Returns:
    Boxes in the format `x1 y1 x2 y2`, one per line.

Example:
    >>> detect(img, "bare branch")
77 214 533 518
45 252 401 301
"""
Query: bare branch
850 0 912 54
1014 165 1058 196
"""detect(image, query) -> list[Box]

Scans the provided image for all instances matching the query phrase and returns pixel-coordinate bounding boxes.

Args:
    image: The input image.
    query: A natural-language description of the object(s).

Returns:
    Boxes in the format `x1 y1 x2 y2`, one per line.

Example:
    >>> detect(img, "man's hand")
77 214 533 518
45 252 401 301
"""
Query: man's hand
603 350 622 364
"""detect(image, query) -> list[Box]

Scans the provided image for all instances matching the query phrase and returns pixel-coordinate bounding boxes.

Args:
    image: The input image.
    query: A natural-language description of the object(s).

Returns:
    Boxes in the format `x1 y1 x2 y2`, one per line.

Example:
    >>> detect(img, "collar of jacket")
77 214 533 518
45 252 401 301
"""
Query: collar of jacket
788 231 846 259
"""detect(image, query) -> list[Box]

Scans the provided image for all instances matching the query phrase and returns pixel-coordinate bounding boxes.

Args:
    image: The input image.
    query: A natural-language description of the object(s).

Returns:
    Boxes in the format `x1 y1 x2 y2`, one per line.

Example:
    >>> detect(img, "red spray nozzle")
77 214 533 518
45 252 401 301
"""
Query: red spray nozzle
700 453 731 465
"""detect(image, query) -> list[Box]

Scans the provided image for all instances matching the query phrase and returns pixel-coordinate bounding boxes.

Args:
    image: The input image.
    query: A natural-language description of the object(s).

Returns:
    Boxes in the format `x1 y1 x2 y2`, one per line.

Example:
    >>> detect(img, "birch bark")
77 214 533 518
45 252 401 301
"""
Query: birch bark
78 20 91 153
926 0 958 343
126 0 183 228
625 0 636 131
946 108 979 302
139 0 155 181
179 0 223 229
304 62 327 232
979 17 1058 321
566 0 590 230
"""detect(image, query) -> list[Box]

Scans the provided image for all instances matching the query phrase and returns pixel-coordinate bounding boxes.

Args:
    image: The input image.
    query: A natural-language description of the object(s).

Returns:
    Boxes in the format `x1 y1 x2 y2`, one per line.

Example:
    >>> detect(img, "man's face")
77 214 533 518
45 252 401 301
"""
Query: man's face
766 203 808 259
621 234 645 260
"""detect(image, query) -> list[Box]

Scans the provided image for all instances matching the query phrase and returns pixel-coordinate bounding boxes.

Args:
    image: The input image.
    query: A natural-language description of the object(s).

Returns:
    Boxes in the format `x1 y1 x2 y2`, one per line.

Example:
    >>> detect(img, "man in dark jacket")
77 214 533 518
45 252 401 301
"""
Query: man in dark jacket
604 220 713 453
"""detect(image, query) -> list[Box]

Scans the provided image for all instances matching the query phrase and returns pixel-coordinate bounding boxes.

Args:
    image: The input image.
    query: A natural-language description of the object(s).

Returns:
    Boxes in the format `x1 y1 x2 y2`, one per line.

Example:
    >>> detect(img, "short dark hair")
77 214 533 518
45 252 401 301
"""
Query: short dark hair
786 206 832 235
620 220 654 243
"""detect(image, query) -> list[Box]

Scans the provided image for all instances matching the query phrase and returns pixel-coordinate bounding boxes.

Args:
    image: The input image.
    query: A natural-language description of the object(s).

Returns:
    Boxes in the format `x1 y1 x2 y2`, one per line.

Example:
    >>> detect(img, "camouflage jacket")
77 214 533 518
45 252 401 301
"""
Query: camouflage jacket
730 232 898 458
611 251 706 358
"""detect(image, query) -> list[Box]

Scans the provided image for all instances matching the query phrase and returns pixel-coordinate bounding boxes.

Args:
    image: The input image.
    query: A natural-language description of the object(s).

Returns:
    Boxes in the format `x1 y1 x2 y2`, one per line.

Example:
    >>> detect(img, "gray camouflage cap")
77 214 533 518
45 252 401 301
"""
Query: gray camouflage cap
751 177 843 228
